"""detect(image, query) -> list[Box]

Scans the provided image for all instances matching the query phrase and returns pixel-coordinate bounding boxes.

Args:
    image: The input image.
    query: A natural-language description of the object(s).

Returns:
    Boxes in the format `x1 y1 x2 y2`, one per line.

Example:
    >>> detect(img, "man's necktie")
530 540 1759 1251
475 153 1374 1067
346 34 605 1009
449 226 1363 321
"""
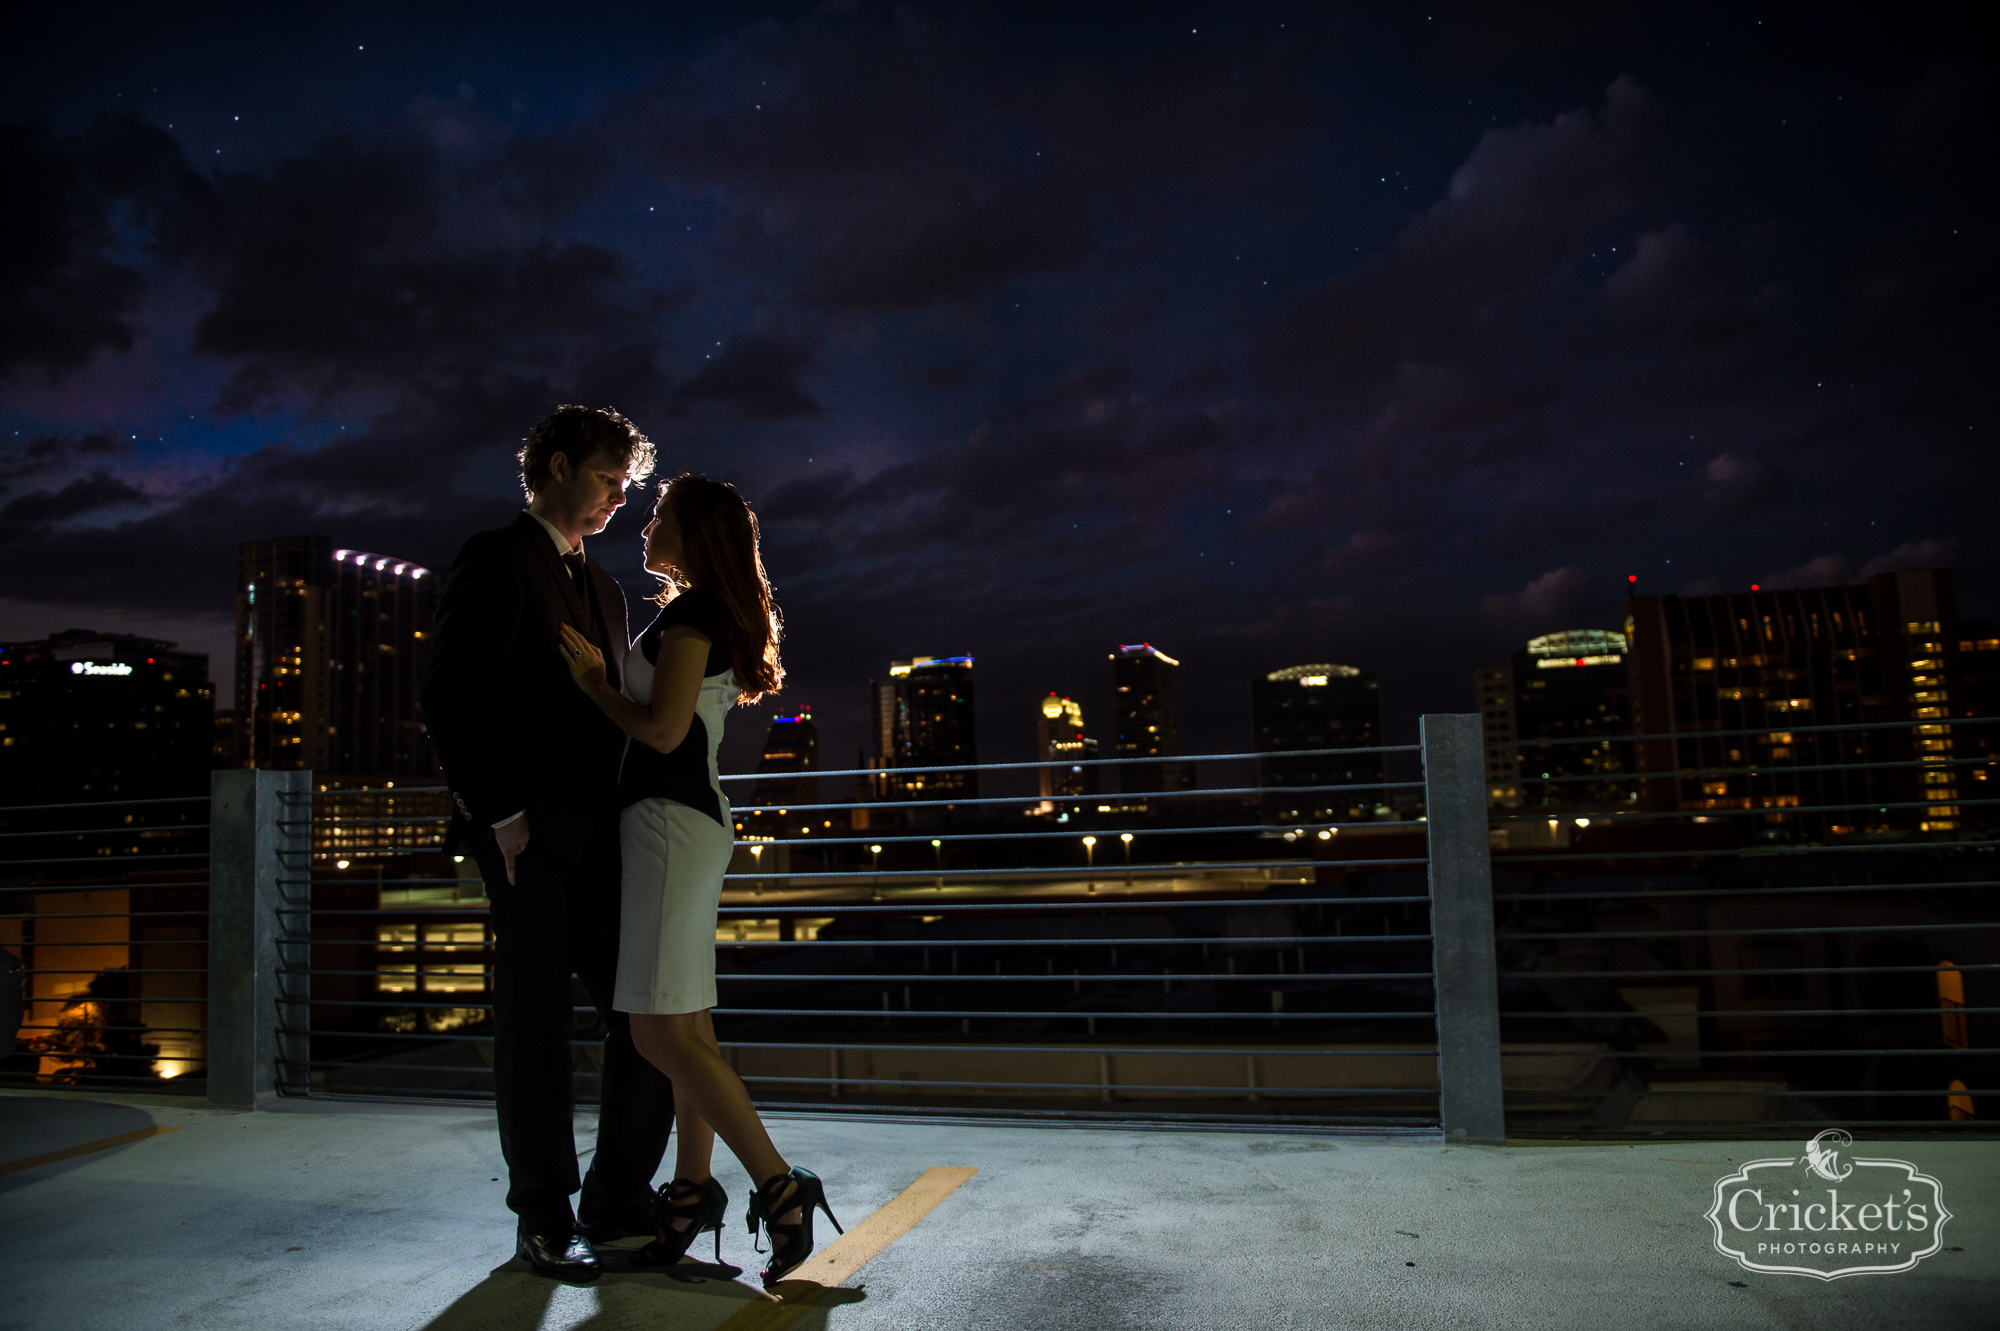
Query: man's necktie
561 551 599 638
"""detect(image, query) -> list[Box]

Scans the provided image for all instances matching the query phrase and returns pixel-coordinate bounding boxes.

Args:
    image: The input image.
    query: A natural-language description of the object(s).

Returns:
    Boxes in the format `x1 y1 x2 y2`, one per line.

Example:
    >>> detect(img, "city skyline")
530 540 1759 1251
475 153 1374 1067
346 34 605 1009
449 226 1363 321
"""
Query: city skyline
2 5 1989 780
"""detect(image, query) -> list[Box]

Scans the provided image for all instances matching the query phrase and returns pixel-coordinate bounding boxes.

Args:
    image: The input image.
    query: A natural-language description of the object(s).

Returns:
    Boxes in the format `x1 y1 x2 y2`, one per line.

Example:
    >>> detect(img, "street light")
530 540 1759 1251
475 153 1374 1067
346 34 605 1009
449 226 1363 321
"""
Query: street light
931 837 944 890
869 843 883 901
1119 831 1133 885
1083 835 1097 894
750 842 763 896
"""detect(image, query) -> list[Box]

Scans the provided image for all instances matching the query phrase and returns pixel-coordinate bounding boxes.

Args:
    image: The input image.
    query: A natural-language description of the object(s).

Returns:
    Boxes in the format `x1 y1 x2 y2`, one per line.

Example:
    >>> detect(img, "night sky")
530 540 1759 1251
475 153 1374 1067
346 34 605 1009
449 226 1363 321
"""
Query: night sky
3 2 1993 776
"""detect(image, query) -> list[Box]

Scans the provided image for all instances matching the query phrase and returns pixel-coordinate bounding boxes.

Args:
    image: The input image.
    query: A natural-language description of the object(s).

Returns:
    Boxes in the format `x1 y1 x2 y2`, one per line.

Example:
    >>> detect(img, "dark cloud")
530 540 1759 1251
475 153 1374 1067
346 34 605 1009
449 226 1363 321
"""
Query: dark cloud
1479 566 1598 629
1758 553 1854 591
1258 78 1662 397
0 431 125 491
1860 538 1960 579
0 112 198 378
0 118 680 618
669 334 819 418
0 8 1993 759
0 471 149 526
191 128 668 411
627 8 1328 310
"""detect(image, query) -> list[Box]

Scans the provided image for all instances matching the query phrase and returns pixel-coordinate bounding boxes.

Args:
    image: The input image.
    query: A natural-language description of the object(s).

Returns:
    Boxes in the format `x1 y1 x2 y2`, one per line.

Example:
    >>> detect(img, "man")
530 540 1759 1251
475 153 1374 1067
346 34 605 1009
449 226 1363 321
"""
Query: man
419 405 674 1280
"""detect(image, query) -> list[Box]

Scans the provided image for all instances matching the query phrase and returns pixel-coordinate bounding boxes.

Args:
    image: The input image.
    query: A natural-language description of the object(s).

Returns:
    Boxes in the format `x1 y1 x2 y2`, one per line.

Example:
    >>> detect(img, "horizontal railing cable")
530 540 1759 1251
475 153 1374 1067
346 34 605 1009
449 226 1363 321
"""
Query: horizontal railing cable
720 744 1422 784
292 893 1433 918
1494 879 2000 902
1492 714 2000 748
301 780 1420 827
1492 798 2000 822
1520 753 1993 783
1497 841 1995 863
1502 962 2000 978
0 794 208 813
0 824 208 840
1501 919 2000 941
0 851 210 866
1501 1006 2000 1018
1498 1048 2000 1059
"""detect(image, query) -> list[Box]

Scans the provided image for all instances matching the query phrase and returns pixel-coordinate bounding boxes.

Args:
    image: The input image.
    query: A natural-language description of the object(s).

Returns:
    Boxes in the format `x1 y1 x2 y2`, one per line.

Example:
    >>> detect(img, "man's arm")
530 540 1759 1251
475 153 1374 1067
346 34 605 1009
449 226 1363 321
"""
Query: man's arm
418 530 526 828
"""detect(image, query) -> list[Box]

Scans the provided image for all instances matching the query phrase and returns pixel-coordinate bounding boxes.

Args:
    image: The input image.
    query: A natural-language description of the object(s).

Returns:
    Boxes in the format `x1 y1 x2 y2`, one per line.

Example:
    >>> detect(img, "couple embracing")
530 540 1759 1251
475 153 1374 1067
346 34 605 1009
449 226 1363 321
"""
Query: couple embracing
417 405 837 1286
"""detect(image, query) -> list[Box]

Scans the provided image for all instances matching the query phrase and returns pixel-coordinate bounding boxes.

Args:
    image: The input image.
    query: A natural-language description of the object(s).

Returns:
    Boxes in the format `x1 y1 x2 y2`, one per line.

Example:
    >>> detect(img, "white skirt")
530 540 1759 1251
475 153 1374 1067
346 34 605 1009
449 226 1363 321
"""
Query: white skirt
614 796 733 1015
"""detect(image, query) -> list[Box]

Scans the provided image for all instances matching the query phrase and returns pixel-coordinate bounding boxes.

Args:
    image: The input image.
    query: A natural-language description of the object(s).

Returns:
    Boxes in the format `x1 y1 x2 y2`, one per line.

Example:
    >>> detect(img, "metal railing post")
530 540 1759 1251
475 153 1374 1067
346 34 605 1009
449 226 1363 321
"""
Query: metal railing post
207 768 311 1109
1422 714 1505 1145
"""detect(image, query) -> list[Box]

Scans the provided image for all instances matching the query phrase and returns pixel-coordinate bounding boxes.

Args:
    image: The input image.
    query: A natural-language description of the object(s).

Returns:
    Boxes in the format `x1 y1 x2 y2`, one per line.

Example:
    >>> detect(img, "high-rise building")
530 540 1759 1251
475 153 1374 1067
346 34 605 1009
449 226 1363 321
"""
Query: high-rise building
1474 665 1520 807
870 656 978 802
1476 630 1633 811
1250 664 1383 824
748 711 816 803
234 536 437 777
1625 568 1983 836
1111 643 1191 799
0 630 214 803
1036 694 1100 800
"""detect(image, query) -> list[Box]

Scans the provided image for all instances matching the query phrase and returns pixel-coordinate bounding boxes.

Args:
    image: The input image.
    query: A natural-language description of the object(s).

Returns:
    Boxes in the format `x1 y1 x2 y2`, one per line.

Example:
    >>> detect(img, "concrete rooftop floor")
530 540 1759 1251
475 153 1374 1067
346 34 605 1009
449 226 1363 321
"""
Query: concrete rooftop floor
2 1089 1994 1330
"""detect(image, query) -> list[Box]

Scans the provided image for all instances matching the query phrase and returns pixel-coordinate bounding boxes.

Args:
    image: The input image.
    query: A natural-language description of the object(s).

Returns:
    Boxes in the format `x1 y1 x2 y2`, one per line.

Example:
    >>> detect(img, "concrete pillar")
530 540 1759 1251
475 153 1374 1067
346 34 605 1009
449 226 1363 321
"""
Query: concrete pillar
207 768 311 1109
1421 714 1505 1145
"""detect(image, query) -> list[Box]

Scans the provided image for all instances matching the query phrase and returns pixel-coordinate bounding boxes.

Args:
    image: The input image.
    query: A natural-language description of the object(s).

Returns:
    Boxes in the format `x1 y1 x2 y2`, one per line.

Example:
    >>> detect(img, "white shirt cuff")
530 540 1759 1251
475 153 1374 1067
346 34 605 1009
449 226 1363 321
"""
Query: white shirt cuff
492 810 526 830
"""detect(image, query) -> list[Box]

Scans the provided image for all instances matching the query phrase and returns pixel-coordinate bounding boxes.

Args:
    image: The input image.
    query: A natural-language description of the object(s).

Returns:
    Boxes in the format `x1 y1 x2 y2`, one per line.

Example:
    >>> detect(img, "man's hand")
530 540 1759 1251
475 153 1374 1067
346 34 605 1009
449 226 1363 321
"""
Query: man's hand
496 813 531 885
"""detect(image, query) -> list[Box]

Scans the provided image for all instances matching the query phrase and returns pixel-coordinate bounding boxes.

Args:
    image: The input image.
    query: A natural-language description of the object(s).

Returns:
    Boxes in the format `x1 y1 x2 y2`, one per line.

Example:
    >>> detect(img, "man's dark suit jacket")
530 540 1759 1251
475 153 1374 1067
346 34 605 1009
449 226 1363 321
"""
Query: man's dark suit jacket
419 513 630 862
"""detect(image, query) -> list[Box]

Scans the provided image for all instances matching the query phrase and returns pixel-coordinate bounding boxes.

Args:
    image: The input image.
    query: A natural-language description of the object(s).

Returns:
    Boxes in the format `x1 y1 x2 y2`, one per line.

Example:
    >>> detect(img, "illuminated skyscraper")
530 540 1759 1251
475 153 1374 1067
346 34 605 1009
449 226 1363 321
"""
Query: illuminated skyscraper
1250 664 1382 824
1474 664 1520 807
0 630 214 803
870 655 978 802
1625 569 1983 835
234 536 437 777
753 706 820 806
1478 630 1633 811
741 707 820 838
1111 643 1191 799
1035 694 1100 800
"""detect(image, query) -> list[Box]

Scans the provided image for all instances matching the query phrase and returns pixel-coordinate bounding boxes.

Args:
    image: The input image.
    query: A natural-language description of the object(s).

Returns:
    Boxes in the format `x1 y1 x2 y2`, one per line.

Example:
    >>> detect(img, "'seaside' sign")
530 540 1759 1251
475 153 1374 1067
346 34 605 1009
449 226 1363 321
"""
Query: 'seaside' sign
1707 1130 1952 1280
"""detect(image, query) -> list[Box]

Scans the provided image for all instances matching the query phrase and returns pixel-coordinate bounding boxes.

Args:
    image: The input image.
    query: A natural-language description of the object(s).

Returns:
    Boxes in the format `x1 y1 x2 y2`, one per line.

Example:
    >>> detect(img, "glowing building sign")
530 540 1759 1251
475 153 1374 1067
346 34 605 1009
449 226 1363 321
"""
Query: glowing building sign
69 661 133 676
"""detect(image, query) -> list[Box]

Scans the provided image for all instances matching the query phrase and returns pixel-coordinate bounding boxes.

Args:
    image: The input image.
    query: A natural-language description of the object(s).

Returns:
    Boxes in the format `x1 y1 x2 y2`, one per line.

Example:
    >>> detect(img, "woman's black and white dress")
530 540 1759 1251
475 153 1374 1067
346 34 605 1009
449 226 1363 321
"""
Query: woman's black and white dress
613 587 736 1016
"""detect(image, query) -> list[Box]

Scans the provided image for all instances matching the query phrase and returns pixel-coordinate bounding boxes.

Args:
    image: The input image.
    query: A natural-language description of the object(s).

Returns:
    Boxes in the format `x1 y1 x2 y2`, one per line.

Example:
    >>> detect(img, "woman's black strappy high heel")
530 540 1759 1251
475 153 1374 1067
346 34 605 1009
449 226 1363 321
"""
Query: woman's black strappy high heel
635 1177 729 1267
747 1167 843 1286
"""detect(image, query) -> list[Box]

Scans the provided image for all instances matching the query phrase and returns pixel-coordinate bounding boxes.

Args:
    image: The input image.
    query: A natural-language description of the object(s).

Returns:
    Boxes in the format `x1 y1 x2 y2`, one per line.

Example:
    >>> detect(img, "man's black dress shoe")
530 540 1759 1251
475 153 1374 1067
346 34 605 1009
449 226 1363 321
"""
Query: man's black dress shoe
516 1225 601 1282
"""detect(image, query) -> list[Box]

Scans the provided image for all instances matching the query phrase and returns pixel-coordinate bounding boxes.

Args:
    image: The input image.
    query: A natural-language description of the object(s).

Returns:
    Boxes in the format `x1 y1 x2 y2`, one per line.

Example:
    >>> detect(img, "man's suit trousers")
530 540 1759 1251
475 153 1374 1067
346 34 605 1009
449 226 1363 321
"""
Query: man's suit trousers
473 825 674 1231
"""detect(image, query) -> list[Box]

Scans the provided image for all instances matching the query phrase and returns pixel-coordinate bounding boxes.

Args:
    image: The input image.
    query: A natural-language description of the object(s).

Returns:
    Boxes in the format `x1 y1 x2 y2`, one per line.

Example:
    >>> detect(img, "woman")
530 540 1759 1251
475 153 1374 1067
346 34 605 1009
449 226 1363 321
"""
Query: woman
558 473 839 1285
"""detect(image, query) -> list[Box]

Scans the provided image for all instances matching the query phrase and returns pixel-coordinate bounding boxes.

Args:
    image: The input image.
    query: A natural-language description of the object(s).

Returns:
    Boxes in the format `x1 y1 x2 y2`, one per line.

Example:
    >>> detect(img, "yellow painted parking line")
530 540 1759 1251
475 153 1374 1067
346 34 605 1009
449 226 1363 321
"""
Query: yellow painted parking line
713 1166 978 1331
0 1124 181 1175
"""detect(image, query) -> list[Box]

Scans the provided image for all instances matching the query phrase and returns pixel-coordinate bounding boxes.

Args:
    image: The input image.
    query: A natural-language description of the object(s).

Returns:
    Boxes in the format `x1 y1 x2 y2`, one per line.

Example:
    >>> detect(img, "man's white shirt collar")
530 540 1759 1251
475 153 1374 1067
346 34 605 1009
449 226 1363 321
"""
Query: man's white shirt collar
524 508 578 557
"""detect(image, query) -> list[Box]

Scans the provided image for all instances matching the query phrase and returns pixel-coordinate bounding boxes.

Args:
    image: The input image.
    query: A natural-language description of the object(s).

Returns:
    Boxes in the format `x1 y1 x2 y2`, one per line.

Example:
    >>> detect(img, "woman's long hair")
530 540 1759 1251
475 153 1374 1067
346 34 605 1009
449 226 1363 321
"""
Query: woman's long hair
650 473 783 703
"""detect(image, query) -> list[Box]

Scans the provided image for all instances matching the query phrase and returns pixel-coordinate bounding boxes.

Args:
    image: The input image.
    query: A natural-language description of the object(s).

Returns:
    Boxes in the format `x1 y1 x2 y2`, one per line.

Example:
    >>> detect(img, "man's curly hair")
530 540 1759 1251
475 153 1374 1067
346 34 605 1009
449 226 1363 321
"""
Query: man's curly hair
517 405 657 497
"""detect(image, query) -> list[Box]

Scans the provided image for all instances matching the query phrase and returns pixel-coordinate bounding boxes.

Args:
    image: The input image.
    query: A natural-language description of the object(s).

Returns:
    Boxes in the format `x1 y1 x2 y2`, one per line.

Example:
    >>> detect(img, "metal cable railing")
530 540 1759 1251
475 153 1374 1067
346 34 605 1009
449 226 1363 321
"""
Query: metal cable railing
1484 712 1994 1137
0 792 211 1094
15 702 1987 1139
279 740 1458 1129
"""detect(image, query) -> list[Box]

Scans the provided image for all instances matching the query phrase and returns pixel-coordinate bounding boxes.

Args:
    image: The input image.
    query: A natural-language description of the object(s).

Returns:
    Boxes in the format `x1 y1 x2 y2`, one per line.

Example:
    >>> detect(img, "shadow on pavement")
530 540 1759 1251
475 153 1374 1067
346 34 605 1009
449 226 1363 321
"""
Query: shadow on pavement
419 1257 868 1330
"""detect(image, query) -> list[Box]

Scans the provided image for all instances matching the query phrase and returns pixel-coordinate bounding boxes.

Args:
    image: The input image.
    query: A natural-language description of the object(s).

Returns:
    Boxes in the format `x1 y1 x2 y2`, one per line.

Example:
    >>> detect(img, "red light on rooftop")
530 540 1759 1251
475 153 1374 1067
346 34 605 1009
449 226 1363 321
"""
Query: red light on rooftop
1750 584 1760 591
1627 575 1638 583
